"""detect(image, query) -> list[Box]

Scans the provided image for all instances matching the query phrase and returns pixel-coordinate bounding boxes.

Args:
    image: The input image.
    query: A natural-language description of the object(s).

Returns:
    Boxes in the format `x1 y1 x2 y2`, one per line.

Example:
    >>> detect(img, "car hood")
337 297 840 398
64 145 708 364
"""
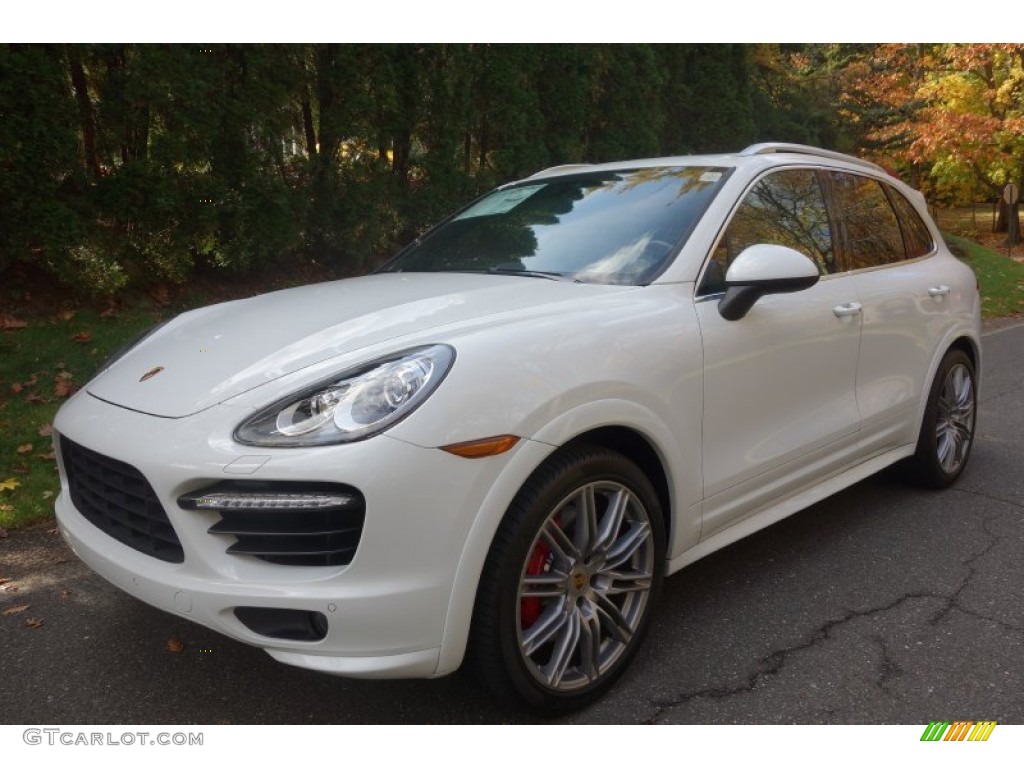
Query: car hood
88 272 624 418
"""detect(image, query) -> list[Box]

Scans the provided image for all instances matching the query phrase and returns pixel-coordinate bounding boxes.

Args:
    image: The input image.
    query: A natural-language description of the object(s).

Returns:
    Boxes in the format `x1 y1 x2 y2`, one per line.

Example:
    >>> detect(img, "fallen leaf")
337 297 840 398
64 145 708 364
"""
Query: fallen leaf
165 638 185 653
0 478 19 492
38 424 53 437
54 372 76 398
47 527 59 535
12 462 29 475
100 307 119 319
1 316 28 330
9 383 22 395
16 443 33 455
2 585 19 592
58 589 71 599
52 558 69 564
25 393 45 403
2 604 30 616
38 452 56 462
25 618 45 629
58 309 76 322
42 490 54 499
0 504 12 511
0 578 9 585
72 331 92 344
23 374 38 387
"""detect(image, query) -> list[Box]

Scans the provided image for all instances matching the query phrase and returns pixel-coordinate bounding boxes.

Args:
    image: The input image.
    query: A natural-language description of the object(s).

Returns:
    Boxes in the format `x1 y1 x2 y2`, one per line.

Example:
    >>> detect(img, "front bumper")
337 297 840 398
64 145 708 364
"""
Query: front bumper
54 390 543 678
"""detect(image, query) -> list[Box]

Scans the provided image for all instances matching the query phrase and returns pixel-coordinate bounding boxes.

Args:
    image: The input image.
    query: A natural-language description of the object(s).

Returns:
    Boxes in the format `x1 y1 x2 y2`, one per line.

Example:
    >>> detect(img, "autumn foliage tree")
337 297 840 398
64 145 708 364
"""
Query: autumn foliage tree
843 43 1024 227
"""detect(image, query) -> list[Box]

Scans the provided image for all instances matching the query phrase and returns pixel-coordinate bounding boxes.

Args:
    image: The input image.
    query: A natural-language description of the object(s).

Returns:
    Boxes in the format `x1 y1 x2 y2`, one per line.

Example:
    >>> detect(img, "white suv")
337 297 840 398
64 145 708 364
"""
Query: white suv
54 143 980 712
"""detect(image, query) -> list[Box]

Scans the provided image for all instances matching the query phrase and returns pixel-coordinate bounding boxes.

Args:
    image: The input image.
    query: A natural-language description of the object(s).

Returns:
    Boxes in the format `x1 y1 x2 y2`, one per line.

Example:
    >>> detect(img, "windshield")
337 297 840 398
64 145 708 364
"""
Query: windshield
383 166 730 285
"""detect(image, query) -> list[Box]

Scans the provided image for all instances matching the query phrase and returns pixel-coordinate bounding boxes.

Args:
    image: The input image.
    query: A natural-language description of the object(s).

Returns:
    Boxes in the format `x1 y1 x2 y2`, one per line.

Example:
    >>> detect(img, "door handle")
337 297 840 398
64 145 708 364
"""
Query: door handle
832 302 863 318
928 285 951 298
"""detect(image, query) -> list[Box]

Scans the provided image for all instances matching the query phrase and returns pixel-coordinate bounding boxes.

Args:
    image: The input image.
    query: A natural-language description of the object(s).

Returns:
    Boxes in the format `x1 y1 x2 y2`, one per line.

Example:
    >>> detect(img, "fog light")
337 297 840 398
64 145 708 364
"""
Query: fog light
179 490 358 511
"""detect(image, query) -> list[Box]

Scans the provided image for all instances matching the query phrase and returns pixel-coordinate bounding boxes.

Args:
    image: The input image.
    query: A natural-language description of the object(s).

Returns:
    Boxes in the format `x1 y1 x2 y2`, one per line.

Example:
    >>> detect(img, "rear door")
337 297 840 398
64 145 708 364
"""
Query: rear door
827 172 951 453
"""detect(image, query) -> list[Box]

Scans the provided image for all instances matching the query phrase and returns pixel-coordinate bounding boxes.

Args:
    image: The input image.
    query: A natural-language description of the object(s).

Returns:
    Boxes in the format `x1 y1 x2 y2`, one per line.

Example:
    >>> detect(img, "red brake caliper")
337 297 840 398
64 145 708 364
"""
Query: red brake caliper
521 516 558 628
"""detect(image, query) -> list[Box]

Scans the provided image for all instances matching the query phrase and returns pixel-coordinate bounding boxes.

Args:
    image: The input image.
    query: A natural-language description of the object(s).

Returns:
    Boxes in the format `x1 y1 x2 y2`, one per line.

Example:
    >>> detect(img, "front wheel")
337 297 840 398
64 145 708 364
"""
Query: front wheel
469 445 665 713
903 348 977 488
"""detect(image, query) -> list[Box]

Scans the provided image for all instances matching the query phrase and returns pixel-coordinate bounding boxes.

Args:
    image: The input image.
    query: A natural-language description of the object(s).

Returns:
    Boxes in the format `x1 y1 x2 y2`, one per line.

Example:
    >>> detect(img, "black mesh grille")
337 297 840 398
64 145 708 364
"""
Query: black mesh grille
180 482 365 567
61 436 184 563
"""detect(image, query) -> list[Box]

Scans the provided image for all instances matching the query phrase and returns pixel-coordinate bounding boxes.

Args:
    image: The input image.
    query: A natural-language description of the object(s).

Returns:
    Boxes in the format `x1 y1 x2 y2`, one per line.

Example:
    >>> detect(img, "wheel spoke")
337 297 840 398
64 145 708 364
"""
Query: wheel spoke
543 608 581 687
936 428 954 471
577 602 603 682
593 488 628 557
593 592 633 644
522 596 571 656
573 485 599 557
541 518 579 565
521 572 570 598
596 568 652 595
605 520 651 570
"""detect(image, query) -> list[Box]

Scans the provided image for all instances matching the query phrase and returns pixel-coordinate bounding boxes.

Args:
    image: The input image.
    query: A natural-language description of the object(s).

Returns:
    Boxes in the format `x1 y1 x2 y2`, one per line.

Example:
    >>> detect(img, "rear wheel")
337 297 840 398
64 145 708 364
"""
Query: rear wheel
470 445 665 713
904 349 977 488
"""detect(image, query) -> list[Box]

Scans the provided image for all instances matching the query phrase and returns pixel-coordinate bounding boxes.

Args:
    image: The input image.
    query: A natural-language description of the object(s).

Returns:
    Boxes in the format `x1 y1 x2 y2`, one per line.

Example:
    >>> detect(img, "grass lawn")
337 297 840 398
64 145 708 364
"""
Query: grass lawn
1 235 1022 531
1 307 165 529
944 234 1024 318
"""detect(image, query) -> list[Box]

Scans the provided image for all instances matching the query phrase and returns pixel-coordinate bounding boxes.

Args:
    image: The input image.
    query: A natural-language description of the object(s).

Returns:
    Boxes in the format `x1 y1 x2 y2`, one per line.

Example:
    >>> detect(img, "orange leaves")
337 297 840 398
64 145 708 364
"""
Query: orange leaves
16 443 33 455
165 638 185 653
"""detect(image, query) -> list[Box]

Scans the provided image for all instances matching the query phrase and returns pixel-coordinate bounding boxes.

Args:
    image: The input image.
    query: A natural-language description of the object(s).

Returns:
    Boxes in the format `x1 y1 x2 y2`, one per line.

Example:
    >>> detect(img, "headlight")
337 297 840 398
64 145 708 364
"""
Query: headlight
234 344 455 447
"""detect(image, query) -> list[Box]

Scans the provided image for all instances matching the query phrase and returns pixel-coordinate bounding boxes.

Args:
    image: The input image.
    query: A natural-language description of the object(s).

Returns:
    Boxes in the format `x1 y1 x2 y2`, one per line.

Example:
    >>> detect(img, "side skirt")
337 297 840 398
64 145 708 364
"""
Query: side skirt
666 444 915 575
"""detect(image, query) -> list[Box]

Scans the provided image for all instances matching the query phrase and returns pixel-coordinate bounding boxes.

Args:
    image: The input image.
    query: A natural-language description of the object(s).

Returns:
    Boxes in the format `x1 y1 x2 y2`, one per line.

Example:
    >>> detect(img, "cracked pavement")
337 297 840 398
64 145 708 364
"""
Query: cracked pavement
2 322 1022 724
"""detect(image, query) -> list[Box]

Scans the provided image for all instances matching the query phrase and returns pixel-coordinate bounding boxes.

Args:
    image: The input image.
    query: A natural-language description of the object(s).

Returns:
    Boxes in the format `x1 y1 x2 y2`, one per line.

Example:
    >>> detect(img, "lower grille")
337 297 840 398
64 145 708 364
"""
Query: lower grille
179 482 365 567
60 436 184 563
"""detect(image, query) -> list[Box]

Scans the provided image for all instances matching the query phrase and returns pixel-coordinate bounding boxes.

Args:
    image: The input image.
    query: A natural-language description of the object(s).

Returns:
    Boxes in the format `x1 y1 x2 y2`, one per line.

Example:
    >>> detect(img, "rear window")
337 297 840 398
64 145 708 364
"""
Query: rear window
886 187 935 259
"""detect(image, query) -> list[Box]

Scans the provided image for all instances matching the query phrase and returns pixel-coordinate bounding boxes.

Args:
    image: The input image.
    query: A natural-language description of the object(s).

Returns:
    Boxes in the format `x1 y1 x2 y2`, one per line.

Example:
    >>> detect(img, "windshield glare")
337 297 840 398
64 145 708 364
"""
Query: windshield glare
384 166 729 285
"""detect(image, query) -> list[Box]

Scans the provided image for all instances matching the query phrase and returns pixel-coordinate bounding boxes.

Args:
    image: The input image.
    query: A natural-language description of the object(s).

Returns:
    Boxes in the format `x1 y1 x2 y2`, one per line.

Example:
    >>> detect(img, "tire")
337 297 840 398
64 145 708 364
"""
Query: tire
469 444 666 713
903 349 977 488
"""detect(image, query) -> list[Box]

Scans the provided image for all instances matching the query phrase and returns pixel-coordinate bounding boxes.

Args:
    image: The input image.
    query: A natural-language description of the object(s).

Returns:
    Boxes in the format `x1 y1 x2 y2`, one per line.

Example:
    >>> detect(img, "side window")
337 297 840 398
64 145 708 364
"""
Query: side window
886 186 935 258
701 169 834 294
830 172 906 269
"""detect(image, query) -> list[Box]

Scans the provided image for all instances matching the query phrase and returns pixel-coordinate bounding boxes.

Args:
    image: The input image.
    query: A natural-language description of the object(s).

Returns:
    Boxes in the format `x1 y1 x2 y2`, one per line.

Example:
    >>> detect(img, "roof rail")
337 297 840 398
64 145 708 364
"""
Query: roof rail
527 163 594 180
740 143 885 174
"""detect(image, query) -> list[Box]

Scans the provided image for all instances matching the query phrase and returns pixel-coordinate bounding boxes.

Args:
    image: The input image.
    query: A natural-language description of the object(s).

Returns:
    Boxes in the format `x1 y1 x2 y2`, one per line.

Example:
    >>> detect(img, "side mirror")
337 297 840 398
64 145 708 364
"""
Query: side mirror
718 244 821 321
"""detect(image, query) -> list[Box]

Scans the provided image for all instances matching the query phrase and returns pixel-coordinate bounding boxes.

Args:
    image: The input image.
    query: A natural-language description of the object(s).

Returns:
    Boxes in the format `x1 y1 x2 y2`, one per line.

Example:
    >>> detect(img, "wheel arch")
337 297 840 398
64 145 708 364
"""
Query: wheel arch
912 329 982 443
432 401 695 678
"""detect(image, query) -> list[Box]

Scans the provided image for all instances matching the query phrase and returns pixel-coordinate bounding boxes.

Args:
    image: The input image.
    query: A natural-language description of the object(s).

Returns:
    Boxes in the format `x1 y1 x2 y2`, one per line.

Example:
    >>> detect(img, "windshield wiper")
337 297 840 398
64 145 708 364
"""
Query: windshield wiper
485 267 573 281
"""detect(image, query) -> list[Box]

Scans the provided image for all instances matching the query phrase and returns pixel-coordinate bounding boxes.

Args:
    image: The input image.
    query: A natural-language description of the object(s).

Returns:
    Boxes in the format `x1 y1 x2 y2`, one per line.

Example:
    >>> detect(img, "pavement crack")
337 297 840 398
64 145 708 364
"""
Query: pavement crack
927 513 1004 627
873 635 904 694
643 591 939 724
948 486 1024 512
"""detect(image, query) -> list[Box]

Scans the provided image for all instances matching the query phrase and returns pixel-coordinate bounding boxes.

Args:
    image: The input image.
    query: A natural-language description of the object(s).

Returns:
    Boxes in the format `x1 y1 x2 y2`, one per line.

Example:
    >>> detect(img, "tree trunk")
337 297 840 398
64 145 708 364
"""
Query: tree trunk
66 46 101 178
301 87 317 157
